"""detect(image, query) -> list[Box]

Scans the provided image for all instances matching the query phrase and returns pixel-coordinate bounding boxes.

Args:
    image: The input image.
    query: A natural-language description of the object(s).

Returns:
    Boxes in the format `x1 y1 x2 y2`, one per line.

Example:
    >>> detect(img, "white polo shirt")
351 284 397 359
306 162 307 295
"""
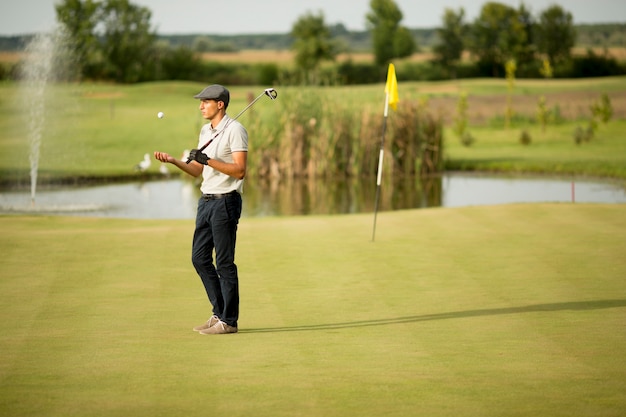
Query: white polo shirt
197 114 248 195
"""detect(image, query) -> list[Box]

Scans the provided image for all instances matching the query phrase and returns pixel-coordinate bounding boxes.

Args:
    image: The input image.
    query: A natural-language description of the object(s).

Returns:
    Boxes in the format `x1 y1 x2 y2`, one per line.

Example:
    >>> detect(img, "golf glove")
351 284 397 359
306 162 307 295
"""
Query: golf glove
189 149 210 165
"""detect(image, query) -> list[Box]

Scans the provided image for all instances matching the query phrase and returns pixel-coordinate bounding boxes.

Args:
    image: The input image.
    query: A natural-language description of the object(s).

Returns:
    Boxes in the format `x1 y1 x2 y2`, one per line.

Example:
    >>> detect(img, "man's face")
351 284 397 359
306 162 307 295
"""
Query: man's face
199 99 221 120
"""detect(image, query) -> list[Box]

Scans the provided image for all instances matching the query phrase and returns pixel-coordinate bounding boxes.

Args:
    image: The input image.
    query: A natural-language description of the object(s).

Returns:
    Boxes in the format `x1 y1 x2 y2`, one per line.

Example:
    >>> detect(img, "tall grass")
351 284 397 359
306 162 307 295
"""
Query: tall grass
245 86 444 179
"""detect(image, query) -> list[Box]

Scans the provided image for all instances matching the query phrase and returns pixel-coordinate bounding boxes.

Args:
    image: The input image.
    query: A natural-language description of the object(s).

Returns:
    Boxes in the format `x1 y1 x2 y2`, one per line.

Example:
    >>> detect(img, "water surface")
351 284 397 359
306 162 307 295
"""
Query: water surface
1 173 624 219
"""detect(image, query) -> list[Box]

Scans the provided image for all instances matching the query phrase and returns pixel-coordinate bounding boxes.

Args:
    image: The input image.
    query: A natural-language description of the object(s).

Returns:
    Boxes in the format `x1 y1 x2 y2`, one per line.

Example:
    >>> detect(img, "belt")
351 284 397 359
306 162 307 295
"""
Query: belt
202 190 238 200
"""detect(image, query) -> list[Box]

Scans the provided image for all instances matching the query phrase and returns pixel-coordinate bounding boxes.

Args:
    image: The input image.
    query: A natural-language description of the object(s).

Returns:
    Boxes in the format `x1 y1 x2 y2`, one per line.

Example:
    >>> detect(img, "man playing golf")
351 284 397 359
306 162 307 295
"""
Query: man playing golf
154 84 247 335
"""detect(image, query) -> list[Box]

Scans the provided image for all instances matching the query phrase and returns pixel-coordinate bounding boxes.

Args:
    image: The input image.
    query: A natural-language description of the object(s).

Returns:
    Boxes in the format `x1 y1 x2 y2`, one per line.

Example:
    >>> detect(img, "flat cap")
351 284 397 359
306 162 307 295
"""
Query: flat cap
194 84 230 106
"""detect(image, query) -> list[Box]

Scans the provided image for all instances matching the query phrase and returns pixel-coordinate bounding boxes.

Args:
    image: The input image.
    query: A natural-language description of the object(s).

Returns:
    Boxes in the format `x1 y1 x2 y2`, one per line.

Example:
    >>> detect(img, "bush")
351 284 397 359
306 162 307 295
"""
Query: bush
573 124 595 144
255 63 279 86
516 60 542 78
519 129 532 145
454 62 485 79
159 46 203 81
400 62 447 81
337 61 380 85
554 50 626 78
461 131 476 147
0 63 8 80
590 93 613 124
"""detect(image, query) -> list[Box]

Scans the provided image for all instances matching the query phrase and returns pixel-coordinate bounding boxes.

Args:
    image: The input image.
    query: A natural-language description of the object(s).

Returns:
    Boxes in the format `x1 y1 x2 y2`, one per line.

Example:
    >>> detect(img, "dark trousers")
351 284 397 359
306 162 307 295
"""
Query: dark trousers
191 193 242 327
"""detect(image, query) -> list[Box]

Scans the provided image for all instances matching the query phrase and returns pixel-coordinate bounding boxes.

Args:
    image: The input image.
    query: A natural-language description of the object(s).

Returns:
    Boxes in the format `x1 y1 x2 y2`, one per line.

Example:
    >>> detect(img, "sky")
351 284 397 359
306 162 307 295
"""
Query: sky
1 0 625 36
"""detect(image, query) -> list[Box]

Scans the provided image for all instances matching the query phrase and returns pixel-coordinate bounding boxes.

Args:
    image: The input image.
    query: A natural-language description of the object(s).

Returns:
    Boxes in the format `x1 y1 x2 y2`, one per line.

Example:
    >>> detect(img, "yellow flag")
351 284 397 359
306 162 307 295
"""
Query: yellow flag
384 63 399 111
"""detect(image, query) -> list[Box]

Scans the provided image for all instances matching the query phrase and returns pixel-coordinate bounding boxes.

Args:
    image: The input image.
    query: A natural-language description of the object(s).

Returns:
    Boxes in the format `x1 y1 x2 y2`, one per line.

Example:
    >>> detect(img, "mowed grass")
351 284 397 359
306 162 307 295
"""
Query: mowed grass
1 203 625 416
444 120 626 178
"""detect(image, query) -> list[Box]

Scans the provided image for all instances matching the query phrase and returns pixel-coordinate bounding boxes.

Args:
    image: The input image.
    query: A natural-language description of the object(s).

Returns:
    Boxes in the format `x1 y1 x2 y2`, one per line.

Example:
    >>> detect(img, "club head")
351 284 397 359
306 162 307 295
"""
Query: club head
264 88 278 100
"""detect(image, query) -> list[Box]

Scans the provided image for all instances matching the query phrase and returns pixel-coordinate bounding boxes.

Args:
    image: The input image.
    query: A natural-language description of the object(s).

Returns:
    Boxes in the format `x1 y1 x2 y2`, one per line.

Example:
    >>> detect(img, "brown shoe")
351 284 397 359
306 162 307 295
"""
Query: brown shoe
199 320 238 335
192 315 220 332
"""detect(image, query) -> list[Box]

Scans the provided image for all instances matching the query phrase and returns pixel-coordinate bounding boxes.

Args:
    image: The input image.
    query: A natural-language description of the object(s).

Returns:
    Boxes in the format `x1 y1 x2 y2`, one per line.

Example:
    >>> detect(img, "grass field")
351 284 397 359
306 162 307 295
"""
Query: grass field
444 120 626 178
2 50 626 416
1 203 625 416
1 76 626 184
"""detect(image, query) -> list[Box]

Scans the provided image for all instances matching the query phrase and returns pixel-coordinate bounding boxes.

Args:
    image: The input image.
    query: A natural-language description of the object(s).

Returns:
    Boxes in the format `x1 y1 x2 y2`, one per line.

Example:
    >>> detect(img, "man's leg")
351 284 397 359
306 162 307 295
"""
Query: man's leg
212 195 242 328
191 199 223 317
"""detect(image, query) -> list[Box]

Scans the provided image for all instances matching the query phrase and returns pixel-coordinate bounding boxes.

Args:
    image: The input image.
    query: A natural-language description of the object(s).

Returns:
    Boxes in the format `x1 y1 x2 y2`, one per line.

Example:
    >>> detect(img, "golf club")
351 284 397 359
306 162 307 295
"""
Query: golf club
186 88 278 164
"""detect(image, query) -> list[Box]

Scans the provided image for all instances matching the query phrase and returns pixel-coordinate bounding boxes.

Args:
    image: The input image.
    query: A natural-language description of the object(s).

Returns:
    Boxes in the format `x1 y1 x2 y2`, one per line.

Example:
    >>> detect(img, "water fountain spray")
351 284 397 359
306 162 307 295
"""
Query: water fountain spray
20 27 72 206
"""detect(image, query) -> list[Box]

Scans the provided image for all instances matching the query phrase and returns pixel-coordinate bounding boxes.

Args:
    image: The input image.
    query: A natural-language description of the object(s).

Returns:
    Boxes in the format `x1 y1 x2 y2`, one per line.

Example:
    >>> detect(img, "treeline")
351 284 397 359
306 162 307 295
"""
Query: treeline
2 42 622 86
2 23 625 53
2 0 626 85
0 23 626 52
156 26 435 53
576 24 626 47
159 23 626 52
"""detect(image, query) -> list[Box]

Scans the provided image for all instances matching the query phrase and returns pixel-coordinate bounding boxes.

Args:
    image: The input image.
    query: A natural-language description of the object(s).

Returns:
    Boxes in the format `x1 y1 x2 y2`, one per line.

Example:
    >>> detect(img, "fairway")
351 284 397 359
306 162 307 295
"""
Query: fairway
1 203 625 416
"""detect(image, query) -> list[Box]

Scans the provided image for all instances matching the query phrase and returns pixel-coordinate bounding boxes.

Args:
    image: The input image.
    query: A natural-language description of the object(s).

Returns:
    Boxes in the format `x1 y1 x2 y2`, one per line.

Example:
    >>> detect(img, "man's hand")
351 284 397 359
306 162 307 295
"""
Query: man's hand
188 149 210 165
154 151 174 163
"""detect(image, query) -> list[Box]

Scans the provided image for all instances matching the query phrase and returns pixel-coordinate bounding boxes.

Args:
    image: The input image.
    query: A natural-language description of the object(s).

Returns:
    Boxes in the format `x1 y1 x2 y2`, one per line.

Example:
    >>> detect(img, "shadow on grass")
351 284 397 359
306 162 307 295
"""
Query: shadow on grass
240 299 626 333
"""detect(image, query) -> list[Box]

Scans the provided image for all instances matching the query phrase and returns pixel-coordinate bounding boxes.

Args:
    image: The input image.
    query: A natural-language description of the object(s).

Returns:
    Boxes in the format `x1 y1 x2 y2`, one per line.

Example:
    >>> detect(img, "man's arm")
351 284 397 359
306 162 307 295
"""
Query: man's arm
153 151 204 177
207 151 247 180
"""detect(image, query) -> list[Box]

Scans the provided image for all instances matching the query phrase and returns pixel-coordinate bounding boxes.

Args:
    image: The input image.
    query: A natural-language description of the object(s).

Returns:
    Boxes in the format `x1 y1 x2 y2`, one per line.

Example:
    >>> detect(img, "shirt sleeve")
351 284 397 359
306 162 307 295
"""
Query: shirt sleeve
230 123 248 152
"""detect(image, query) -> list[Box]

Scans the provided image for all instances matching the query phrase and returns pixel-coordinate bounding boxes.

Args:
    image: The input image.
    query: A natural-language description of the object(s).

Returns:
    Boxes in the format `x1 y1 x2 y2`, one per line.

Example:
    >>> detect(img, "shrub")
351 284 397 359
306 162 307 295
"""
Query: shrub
590 93 613 124
255 63 279 86
453 92 469 141
159 46 203 81
0 63 7 80
536 96 552 132
337 61 380 85
554 50 626 78
519 129 532 145
574 93 614 145
573 123 595 144
461 131 476 147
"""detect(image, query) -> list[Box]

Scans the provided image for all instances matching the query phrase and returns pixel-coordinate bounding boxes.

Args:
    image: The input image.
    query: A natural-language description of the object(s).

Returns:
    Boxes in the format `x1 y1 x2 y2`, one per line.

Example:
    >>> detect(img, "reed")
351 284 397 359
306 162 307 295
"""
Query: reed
245 87 444 180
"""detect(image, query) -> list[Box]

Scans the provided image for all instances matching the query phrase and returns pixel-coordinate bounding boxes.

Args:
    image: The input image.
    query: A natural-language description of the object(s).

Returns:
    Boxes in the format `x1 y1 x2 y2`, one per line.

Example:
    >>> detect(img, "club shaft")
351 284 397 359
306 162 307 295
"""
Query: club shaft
186 89 275 163
230 92 266 121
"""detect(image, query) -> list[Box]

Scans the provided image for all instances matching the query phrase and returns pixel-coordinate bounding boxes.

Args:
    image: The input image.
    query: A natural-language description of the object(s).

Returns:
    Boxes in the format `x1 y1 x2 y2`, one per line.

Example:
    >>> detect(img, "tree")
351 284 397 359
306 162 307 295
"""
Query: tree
55 0 156 82
193 37 213 53
504 59 516 128
515 4 538 74
536 5 576 65
160 46 202 81
290 11 338 83
432 8 466 78
366 0 415 67
98 0 156 83
468 2 527 77
393 26 416 58
55 0 100 79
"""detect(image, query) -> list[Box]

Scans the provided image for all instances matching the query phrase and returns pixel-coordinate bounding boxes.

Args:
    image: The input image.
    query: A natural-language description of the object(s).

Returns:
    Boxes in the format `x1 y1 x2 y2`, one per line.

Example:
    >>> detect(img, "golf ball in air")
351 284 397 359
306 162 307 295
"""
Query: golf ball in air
157 111 164 119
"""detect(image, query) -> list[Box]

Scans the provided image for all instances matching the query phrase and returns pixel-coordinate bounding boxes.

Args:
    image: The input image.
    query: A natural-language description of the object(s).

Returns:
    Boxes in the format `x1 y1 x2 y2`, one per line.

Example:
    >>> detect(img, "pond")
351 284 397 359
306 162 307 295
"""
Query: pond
0 173 624 219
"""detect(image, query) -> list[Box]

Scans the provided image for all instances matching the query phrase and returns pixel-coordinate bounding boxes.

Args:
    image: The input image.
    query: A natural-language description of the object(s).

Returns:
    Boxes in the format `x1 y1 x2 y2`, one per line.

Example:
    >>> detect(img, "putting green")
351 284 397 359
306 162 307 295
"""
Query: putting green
0 203 625 416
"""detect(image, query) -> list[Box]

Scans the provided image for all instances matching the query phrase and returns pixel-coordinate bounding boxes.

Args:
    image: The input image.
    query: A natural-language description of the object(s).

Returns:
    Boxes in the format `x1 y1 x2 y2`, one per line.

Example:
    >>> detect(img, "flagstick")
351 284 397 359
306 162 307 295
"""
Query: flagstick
372 92 390 242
